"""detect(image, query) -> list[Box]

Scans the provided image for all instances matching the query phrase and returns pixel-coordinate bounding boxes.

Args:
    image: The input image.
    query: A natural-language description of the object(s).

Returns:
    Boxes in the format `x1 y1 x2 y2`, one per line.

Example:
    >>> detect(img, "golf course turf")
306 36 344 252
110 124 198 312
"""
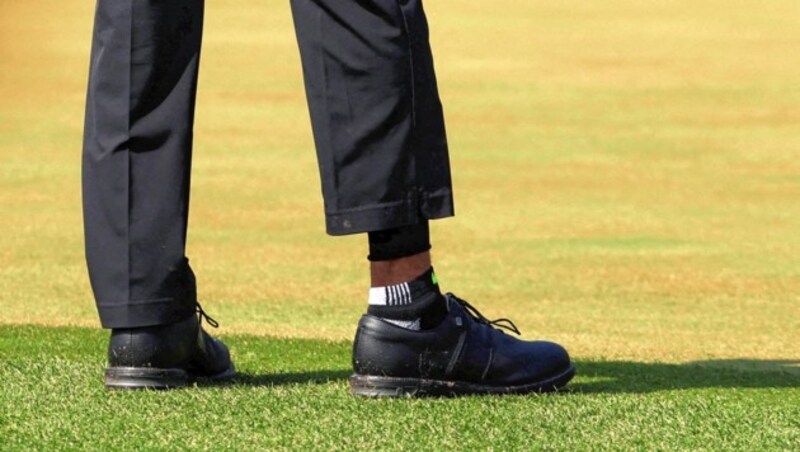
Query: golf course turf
0 0 798 449
1 325 798 449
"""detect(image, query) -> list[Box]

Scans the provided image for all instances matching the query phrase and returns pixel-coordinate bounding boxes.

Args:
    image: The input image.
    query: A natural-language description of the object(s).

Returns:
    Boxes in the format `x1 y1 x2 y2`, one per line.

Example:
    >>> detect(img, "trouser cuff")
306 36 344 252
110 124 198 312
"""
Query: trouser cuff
326 189 454 236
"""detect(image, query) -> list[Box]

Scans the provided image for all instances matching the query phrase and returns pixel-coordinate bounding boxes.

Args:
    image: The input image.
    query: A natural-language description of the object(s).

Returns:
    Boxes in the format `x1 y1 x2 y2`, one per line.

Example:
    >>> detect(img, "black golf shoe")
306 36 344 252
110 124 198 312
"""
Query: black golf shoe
350 293 574 397
104 306 235 389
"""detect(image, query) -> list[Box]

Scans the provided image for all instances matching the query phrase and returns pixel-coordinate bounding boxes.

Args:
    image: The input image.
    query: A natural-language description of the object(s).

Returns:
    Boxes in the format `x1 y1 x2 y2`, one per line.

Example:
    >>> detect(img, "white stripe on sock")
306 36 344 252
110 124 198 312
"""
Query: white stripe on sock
368 282 422 331
368 287 387 305
369 282 415 307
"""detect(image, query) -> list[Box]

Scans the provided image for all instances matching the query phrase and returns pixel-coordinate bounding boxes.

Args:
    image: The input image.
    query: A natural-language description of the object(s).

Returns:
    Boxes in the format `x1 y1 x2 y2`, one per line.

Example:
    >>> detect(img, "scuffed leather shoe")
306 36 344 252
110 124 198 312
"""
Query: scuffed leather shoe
350 293 574 397
104 306 235 389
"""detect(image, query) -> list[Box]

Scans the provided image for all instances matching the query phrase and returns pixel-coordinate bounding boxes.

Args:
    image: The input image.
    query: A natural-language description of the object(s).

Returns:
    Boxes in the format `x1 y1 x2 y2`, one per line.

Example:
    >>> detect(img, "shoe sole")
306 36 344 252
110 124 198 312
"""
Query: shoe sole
105 364 236 390
350 363 575 398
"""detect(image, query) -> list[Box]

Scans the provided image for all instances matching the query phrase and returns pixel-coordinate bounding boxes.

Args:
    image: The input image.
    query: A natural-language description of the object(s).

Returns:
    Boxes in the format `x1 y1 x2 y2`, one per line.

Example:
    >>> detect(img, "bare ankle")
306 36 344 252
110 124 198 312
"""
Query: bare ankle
370 251 432 287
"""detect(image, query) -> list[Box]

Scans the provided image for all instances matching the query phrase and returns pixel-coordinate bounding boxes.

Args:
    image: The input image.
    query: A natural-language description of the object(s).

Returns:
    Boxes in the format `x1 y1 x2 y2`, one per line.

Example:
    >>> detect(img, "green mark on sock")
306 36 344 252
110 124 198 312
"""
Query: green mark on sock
432 272 439 285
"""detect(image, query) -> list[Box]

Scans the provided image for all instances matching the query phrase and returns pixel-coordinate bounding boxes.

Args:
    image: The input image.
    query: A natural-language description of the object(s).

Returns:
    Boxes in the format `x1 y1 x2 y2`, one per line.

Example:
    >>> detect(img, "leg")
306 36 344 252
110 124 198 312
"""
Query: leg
83 0 204 328
291 0 449 307
82 0 233 389
291 0 574 397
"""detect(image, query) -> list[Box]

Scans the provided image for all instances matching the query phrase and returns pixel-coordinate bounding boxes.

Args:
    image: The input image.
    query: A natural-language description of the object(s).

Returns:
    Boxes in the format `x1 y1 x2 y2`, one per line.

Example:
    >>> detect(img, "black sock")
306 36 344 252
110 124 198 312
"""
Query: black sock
368 221 431 261
367 267 447 330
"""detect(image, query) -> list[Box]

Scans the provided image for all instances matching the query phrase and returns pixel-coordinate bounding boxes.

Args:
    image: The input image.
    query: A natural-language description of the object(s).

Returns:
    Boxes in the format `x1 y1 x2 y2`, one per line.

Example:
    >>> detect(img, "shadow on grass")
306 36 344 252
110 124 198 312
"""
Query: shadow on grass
571 359 799 394
223 359 798 392
231 370 351 387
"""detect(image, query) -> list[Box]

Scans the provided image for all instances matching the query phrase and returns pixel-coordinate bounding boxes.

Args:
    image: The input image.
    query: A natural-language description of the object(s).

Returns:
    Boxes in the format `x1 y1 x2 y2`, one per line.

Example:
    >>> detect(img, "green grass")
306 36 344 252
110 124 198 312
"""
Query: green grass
1 325 798 450
2 0 800 448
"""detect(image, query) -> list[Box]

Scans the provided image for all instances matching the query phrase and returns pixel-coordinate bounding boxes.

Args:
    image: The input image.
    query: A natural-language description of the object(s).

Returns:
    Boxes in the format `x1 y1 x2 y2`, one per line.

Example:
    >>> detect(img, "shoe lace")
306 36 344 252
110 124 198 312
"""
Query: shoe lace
447 293 521 335
196 302 220 329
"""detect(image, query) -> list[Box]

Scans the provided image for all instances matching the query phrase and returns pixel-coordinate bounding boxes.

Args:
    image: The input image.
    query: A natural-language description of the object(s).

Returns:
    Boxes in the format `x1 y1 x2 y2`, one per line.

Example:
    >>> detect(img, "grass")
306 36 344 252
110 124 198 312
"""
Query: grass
1 325 798 450
1 0 799 449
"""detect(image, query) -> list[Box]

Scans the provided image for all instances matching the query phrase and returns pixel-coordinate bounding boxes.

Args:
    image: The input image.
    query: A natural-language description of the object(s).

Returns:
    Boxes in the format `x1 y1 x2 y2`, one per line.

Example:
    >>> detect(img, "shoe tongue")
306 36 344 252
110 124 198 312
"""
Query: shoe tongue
445 294 469 318
444 293 455 312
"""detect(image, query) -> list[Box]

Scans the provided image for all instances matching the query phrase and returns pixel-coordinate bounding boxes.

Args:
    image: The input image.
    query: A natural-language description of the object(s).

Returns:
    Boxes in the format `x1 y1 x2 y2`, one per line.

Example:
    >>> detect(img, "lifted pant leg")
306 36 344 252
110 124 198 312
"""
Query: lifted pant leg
291 0 455 235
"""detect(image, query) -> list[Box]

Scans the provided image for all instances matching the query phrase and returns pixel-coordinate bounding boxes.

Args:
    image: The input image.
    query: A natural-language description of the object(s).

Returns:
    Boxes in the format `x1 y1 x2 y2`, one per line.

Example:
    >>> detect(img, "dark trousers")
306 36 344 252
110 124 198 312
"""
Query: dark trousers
82 0 454 328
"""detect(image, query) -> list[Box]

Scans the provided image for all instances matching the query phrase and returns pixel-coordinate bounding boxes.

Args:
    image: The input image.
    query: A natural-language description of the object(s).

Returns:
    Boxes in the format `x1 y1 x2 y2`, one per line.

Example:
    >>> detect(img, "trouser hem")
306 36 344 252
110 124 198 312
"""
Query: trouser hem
326 190 454 236
97 298 196 329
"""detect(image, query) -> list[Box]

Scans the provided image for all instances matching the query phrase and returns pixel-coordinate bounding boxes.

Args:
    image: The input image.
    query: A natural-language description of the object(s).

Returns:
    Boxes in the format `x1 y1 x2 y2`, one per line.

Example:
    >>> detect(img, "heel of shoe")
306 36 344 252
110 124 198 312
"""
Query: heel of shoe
105 367 189 390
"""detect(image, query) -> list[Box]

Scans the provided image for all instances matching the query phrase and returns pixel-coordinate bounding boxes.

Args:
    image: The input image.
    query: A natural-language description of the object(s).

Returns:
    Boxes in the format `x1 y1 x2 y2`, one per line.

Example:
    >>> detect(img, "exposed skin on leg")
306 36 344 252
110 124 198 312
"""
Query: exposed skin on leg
370 251 432 287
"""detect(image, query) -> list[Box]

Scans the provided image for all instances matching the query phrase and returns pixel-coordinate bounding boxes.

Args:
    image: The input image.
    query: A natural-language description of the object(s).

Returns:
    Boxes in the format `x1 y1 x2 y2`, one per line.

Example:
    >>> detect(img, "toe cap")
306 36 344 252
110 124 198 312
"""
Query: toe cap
529 340 572 377
489 338 572 385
